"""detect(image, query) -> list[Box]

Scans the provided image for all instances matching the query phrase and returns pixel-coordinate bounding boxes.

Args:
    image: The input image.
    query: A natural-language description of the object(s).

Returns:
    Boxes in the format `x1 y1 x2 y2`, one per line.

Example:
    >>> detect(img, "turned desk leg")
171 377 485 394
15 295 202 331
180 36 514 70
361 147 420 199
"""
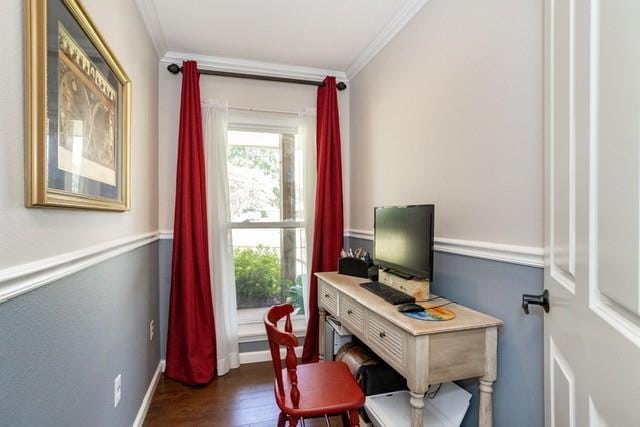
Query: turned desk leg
407 335 430 427
479 378 494 427
479 326 498 427
318 307 327 361
409 390 426 427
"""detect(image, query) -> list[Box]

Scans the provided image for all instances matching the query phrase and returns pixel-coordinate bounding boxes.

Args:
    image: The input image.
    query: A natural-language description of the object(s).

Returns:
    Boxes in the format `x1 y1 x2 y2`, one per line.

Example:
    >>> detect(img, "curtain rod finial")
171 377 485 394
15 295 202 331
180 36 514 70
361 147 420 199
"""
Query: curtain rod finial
167 63 181 74
336 81 347 91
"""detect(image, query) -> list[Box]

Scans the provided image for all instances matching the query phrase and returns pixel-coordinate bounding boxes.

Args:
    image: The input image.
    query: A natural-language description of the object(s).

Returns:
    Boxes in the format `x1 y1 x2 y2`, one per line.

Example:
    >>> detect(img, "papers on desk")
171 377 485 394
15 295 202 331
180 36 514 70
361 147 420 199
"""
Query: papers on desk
364 382 472 427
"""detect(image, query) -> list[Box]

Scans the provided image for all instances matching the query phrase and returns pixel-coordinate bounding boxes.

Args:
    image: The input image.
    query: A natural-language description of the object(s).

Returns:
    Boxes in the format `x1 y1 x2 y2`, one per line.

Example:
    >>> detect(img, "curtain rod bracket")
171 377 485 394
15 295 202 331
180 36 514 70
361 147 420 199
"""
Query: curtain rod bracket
167 63 181 74
165 63 347 91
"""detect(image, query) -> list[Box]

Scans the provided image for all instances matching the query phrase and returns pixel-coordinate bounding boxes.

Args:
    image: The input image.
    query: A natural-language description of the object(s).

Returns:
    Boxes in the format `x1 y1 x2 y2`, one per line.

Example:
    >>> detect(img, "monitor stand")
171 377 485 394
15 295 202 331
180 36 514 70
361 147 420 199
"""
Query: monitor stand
383 267 413 280
378 268 431 302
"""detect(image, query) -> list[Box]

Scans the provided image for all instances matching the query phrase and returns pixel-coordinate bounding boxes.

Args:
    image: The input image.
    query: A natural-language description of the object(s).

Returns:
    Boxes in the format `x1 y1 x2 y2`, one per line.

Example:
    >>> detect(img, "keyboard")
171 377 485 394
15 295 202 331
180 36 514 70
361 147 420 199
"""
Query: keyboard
360 281 415 305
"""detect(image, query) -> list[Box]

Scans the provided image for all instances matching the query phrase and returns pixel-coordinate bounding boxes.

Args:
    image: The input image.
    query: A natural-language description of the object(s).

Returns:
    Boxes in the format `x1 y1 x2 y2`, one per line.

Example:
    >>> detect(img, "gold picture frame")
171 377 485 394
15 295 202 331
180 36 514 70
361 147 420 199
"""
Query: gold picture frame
25 0 131 211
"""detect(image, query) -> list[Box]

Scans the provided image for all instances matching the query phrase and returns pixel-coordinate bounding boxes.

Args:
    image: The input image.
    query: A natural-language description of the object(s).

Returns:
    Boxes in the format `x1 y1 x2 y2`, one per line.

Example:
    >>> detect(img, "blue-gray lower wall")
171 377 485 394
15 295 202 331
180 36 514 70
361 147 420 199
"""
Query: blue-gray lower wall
159 239 171 361
0 241 160 427
346 237 544 427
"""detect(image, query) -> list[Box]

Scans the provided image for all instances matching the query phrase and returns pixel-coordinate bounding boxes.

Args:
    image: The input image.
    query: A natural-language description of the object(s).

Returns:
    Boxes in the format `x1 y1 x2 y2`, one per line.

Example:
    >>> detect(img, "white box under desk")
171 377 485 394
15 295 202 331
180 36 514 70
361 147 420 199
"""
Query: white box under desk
365 383 471 427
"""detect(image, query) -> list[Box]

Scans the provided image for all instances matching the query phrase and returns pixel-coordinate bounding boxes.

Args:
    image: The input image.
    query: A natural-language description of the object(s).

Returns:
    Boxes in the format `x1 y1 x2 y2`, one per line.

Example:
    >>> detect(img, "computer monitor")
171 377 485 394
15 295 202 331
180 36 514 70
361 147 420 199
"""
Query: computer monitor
373 204 434 280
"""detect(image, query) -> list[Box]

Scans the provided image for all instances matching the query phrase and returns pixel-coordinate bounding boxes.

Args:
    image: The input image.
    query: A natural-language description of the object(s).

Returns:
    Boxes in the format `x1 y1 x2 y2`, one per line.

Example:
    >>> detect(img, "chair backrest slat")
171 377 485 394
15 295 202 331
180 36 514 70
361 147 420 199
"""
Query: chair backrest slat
264 304 300 407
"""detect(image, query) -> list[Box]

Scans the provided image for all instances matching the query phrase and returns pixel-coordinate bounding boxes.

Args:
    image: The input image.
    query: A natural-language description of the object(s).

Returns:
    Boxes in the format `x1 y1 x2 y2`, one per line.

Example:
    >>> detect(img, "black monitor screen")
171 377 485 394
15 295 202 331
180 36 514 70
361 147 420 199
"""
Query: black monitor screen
374 205 434 280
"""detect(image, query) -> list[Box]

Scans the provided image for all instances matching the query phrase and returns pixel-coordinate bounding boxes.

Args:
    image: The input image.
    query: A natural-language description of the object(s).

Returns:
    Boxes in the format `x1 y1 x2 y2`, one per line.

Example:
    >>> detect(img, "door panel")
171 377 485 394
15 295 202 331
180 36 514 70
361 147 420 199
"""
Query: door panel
594 0 640 316
545 0 640 426
549 338 575 427
587 398 609 427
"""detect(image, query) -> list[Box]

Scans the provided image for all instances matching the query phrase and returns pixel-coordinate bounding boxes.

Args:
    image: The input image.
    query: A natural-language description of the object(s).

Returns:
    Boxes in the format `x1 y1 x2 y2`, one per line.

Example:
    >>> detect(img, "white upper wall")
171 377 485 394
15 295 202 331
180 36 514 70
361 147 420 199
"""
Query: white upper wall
349 0 543 247
158 67 350 231
0 0 159 269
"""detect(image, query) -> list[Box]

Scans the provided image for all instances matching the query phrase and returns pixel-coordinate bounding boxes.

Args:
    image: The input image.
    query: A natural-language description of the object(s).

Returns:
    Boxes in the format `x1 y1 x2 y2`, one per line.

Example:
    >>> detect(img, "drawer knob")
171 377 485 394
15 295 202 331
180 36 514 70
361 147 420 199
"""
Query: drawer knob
324 294 330 298
347 309 353 315
379 331 386 338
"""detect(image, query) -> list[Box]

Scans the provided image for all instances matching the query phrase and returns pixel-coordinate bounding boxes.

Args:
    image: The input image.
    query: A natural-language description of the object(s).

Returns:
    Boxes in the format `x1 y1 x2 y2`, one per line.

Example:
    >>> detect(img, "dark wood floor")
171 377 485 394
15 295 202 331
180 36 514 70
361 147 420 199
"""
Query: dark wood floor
144 362 345 426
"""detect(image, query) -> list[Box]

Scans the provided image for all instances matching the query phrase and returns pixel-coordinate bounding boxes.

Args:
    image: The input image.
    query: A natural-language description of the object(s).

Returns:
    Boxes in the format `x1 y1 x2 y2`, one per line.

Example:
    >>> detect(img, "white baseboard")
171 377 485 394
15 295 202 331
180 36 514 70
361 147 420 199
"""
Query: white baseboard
160 346 300 375
239 346 303 364
131 360 162 427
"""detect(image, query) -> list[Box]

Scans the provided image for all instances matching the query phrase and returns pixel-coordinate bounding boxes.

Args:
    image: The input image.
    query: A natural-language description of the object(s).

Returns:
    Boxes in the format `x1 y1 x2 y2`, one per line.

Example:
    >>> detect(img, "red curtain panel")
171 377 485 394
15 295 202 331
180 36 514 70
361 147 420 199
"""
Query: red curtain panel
165 61 217 385
302 76 344 363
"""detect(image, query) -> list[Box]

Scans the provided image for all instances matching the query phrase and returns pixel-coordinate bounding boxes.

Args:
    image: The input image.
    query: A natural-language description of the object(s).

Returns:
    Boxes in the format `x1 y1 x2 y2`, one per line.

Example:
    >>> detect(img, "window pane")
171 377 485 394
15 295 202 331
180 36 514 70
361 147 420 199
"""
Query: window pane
232 228 306 315
228 131 281 222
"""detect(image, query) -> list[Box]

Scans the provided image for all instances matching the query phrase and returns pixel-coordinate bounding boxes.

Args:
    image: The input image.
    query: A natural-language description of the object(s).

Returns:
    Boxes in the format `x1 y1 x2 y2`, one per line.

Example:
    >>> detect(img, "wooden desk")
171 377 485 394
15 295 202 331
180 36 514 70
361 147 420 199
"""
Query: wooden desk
316 272 503 427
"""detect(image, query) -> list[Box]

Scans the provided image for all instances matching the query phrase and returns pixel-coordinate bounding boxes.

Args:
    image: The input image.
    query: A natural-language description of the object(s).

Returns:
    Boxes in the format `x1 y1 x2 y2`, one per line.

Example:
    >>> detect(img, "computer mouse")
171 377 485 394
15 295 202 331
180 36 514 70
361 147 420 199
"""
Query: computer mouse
398 303 425 313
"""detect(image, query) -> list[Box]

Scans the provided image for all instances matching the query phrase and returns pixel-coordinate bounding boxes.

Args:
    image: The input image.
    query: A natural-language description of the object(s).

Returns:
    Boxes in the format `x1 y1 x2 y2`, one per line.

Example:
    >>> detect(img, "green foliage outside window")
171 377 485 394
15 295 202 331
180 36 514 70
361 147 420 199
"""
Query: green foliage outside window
286 275 305 315
234 245 299 309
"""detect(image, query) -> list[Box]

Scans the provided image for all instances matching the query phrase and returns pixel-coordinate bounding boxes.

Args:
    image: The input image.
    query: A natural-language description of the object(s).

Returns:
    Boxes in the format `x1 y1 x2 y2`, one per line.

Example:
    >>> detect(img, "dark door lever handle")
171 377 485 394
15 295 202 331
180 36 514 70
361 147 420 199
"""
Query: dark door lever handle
522 289 550 314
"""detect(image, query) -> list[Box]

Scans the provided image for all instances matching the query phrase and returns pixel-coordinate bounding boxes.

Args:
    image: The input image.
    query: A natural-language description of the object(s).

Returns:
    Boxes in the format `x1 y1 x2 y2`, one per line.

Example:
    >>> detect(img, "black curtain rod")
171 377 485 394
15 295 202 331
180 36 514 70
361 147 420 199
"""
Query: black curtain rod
167 63 347 91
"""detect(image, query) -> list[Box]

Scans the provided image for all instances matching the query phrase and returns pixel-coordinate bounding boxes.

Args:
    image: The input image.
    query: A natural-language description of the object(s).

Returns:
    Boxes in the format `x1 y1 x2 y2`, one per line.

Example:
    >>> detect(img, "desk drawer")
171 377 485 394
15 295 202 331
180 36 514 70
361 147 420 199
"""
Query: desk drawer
319 281 338 314
367 314 405 366
340 295 365 334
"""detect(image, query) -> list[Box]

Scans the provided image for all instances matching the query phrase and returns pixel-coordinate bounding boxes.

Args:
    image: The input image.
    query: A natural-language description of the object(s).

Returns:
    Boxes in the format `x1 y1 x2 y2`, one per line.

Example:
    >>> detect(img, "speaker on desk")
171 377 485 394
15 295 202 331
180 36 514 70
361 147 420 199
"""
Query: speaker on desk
368 265 379 281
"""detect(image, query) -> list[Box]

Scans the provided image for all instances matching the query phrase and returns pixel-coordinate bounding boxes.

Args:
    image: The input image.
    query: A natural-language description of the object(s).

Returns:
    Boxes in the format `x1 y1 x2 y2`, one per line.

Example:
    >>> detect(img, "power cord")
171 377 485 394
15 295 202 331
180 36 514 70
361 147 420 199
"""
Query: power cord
427 383 443 399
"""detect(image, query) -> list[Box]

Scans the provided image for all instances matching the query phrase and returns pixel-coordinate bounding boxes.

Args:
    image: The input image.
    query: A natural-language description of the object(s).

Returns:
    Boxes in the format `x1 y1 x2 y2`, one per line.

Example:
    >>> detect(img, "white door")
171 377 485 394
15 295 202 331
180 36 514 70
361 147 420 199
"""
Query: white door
544 0 640 426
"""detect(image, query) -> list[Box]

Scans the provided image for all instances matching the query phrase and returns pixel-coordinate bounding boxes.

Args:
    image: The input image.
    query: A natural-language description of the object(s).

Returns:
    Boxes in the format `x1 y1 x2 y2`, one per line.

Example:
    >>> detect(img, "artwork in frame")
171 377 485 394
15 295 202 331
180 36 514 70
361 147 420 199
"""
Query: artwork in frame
25 0 131 211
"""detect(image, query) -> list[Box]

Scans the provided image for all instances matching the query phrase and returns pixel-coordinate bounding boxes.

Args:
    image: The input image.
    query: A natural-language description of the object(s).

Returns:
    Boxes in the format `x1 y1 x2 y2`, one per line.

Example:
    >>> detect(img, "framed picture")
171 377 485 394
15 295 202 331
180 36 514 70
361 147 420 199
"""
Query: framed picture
25 0 131 211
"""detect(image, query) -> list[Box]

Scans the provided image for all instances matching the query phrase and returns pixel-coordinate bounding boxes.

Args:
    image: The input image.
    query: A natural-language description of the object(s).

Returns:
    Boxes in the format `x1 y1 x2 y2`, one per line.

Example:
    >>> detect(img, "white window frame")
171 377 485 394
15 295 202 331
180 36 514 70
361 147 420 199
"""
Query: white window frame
227 121 308 339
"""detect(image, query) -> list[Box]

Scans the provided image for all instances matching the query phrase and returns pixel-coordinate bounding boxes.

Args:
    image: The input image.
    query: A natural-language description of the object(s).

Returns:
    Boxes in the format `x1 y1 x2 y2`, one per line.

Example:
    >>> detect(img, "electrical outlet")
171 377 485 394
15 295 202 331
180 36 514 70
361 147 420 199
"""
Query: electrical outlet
114 374 122 408
149 320 155 341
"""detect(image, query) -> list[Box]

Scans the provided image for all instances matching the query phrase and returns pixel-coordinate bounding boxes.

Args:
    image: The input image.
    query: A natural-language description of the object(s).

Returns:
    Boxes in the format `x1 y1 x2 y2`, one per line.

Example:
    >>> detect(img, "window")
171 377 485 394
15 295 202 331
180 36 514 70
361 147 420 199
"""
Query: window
227 128 307 327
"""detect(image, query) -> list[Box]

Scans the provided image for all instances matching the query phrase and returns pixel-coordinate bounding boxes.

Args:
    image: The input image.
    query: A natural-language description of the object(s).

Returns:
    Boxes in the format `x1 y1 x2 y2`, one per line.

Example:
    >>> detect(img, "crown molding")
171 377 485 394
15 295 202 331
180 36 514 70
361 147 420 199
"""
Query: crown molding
0 232 159 304
345 229 544 268
346 0 431 79
161 51 348 83
134 0 168 58
135 0 428 81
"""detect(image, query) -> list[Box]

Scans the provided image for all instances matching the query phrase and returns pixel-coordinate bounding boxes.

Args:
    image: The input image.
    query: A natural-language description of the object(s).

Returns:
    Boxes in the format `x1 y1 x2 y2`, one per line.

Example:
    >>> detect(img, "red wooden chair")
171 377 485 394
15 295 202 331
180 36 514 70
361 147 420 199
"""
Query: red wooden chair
264 304 365 426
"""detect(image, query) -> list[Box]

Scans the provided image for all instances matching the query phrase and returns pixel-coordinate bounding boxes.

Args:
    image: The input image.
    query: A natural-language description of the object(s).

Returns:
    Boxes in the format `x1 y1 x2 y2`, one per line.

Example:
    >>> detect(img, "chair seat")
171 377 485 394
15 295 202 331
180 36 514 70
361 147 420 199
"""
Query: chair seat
275 361 365 417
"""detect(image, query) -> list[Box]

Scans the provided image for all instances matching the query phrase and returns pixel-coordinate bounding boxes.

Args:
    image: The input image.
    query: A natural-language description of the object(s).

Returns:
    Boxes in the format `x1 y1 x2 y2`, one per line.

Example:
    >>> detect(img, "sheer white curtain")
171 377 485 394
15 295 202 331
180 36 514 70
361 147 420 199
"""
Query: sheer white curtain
202 100 240 376
298 108 317 322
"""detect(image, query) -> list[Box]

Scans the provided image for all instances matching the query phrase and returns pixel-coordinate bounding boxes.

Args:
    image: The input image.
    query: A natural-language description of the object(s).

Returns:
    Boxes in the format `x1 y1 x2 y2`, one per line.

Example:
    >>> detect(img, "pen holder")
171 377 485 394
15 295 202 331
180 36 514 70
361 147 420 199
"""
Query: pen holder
338 257 372 279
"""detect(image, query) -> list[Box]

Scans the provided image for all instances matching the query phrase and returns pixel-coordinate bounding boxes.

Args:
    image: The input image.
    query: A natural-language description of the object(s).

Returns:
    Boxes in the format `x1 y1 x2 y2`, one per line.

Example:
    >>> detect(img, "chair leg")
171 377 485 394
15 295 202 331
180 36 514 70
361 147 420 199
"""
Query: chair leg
340 412 351 426
348 409 360 427
278 412 287 427
289 415 300 426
